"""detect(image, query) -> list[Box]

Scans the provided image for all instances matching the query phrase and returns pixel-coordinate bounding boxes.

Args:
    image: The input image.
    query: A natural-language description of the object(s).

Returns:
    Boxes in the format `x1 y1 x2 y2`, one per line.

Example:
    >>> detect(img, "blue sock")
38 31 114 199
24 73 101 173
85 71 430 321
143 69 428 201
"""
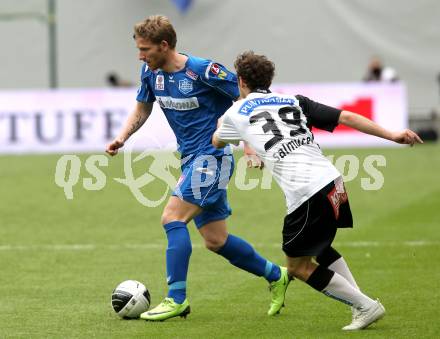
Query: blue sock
217 234 281 282
163 221 192 304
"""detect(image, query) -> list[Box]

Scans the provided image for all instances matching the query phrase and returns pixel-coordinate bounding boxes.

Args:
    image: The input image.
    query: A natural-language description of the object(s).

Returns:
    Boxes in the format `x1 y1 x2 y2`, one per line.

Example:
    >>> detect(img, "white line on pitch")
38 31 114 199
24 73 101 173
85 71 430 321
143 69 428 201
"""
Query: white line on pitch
0 240 438 251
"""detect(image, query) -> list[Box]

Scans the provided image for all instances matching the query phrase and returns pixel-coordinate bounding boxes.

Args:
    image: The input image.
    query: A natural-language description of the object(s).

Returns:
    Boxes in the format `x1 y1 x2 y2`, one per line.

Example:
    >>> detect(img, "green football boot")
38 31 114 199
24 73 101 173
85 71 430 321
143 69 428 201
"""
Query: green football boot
268 267 291 316
140 297 190 321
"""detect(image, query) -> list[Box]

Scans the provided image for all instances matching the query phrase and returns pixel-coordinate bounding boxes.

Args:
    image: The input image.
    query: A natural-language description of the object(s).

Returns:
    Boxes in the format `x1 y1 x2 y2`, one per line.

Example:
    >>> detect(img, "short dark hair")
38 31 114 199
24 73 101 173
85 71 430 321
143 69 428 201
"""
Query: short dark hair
133 15 177 49
234 51 275 91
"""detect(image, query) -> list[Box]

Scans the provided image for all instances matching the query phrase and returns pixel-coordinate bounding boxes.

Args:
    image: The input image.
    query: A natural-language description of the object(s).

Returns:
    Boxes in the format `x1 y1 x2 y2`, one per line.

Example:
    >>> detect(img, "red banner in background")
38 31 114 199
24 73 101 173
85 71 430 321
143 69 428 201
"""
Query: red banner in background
313 97 374 133
272 82 407 148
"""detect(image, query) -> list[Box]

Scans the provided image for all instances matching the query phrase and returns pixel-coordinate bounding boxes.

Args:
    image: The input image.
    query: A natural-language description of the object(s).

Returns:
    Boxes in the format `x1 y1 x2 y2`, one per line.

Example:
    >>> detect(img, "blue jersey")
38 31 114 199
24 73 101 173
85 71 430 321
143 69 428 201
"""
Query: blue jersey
136 54 239 158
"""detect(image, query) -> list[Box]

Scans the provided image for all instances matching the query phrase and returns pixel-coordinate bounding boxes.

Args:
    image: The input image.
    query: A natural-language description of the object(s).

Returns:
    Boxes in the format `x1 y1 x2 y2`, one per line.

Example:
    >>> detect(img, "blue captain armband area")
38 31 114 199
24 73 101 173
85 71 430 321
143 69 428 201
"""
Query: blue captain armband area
200 61 239 100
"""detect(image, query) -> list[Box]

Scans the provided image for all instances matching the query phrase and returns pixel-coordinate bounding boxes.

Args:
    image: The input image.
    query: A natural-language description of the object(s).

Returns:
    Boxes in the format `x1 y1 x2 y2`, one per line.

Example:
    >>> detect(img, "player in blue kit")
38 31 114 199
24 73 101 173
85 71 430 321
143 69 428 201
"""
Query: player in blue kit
106 15 289 321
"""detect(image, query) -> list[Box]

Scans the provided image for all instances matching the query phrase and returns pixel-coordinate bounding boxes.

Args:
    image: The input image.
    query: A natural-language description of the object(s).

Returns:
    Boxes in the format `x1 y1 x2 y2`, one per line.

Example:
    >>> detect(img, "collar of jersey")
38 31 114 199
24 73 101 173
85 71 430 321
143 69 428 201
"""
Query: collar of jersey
246 91 271 99
157 53 190 75
252 88 271 94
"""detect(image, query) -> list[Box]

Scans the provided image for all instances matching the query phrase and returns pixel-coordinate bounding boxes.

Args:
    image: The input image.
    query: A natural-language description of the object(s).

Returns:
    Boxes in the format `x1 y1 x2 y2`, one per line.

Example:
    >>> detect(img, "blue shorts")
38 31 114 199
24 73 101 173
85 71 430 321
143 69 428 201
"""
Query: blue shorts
172 154 234 229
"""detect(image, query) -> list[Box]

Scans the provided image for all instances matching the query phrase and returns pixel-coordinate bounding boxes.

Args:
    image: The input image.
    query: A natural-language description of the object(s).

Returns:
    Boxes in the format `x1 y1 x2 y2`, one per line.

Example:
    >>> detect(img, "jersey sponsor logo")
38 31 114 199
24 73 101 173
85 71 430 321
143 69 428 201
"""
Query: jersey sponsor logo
155 75 165 90
178 78 193 95
185 69 198 81
239 97 297 115
210 63 220 75
156 96 199 111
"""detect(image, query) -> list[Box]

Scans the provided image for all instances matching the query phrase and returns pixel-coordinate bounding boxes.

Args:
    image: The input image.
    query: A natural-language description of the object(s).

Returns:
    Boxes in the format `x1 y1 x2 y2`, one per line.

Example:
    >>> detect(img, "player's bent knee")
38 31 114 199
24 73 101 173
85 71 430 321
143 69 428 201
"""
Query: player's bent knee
203 235 227 252
161 210 186 226
161 215 184 226
161 197 201 225
161 213 172 226
287 258 313 281
288 268 309 281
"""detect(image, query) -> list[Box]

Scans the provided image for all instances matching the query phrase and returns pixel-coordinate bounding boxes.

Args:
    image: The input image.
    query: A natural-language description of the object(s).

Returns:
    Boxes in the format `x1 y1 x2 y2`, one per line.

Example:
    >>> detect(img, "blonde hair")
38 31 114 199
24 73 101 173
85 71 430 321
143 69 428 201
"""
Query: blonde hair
133 15 177 48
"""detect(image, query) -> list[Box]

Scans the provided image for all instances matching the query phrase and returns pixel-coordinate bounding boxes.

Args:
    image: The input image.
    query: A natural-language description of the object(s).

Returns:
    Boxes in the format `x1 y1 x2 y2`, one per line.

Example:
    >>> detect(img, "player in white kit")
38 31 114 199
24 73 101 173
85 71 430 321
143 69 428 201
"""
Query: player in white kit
212 51 422 330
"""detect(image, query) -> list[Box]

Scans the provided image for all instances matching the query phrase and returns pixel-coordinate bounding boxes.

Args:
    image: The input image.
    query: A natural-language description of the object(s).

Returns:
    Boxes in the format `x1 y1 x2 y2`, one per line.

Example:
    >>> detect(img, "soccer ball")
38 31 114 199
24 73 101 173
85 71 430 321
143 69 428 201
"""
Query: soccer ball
111 280 151 319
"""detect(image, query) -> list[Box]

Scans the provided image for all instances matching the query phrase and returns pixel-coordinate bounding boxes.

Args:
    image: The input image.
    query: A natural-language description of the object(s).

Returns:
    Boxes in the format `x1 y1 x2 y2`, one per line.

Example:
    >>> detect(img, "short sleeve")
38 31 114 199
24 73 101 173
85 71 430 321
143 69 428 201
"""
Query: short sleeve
216 114 241 145
136 64 156 103
200 61 239 100
296 95 341 132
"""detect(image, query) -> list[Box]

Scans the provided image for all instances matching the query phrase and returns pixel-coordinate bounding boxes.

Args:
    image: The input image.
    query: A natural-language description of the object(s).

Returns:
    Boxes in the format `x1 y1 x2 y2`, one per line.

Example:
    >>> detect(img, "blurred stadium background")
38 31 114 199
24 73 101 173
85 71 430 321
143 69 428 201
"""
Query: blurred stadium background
1 0 439 338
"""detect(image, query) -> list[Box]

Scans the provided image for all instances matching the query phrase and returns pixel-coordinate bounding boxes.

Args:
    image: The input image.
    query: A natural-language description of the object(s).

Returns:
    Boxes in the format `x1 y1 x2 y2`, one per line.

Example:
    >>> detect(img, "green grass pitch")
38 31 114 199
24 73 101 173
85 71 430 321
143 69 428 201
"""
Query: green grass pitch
1 144 439 338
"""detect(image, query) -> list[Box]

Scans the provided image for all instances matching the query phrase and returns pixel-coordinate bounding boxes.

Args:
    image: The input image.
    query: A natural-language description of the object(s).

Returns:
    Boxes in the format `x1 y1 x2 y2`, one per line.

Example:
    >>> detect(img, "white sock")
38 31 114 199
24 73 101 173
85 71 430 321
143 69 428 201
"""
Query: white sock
323 272 375 310
328 257 359 290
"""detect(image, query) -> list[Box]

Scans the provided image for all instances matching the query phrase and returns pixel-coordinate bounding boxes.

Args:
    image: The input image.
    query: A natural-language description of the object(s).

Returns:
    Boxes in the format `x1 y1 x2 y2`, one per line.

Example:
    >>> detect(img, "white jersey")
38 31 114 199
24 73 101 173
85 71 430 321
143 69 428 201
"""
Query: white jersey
216 91 342 214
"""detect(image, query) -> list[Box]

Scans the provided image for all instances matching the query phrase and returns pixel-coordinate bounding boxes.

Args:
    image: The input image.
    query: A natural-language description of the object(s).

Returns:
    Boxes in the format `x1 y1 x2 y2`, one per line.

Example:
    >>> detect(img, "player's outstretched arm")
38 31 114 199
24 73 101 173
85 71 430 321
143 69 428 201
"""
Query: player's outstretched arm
338 110 423 146
106 101 153 156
